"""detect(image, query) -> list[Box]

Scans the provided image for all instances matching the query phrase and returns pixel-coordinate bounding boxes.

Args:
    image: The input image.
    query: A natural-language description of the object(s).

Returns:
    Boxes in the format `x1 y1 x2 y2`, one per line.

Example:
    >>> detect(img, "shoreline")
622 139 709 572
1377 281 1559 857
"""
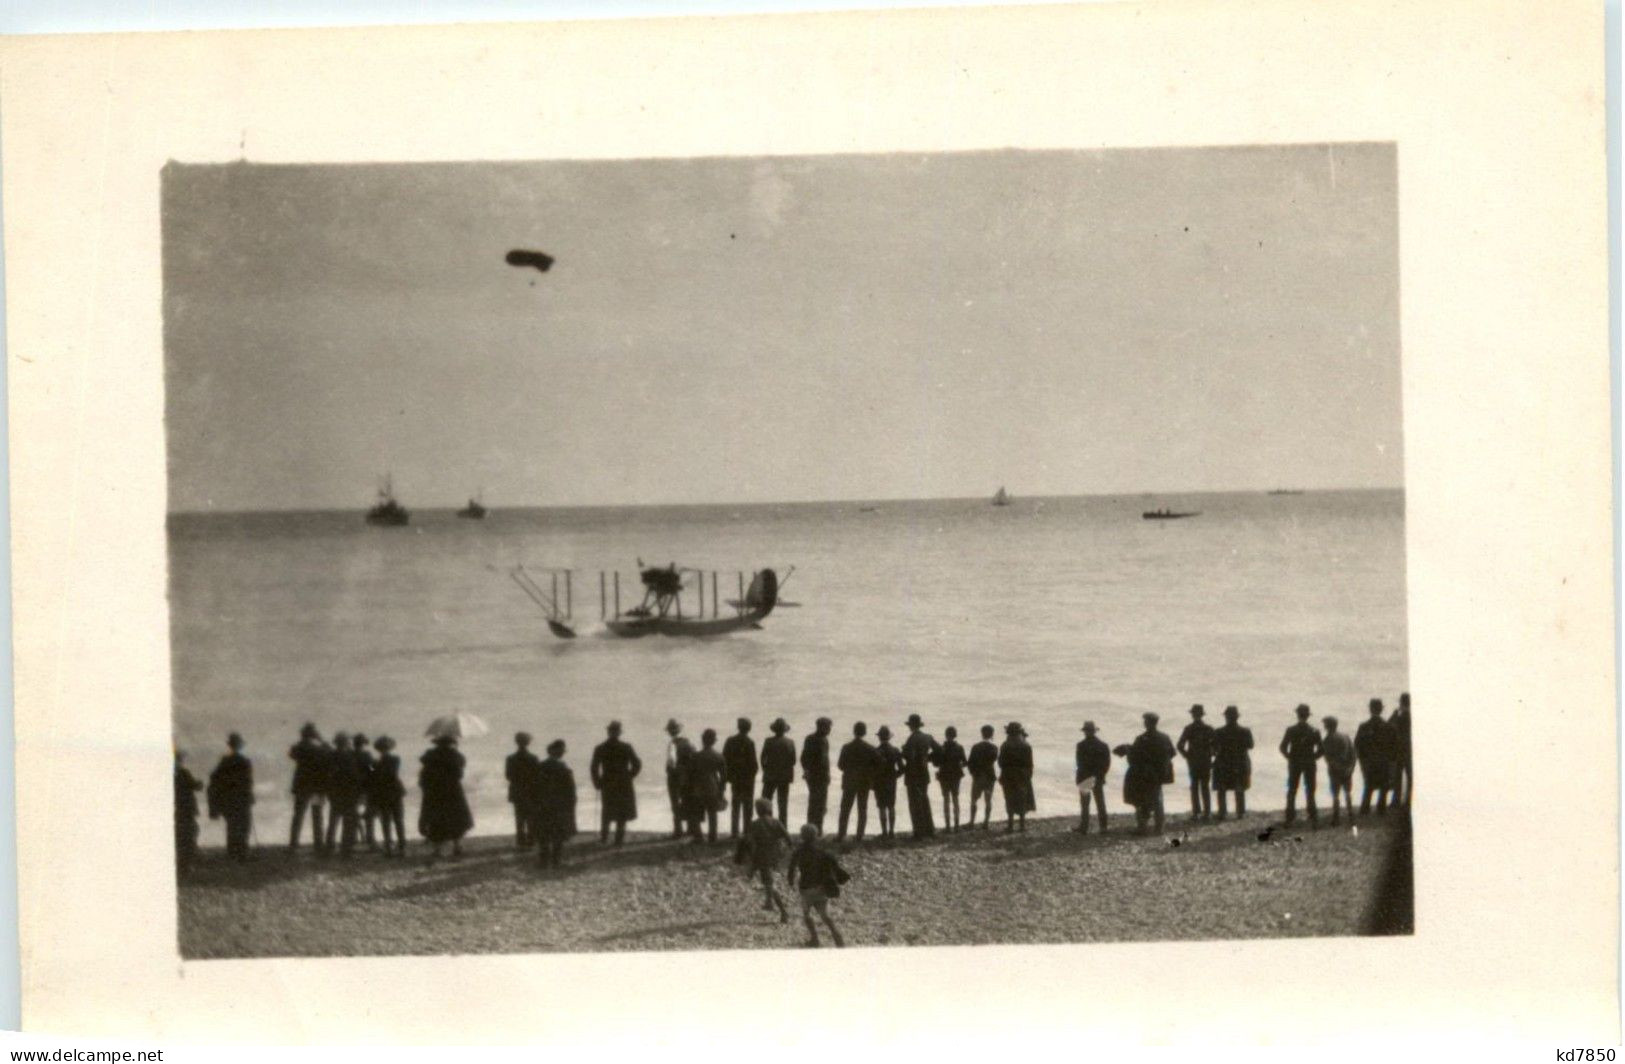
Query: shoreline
179 811 1411 958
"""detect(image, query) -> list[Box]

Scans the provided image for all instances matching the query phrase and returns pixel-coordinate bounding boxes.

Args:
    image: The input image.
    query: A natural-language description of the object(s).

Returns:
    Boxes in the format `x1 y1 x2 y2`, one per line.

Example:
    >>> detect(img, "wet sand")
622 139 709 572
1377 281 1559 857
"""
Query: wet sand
178 811 1409 958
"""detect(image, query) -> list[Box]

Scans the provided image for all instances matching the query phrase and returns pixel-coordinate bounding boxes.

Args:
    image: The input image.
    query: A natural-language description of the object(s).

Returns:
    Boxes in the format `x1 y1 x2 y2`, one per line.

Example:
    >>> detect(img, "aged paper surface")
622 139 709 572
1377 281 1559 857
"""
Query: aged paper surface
0 0 1612 1042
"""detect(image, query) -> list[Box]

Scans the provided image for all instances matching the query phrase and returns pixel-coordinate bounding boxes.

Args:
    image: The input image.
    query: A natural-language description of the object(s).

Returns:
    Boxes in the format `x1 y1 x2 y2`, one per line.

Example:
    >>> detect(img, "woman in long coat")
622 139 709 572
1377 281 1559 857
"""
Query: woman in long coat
997 722 1037 832
1210 705 1254 820
532 739 578 868
418 735 474 859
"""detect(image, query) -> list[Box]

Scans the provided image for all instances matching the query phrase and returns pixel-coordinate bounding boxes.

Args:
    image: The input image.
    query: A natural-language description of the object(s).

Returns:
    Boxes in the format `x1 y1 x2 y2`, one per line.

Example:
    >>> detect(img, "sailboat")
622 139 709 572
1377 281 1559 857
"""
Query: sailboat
456 490 487 520
991 486 1012 507
365 475 410 527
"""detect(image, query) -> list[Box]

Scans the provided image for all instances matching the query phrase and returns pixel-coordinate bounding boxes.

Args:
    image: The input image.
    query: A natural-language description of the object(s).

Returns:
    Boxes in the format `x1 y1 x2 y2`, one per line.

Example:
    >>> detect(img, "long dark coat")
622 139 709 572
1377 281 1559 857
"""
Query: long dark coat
686 746 727 815
1212 723 1254 790
761 735 797 785
1075 736 1112 782
590 737 641 822
288 738 329 798
370 753 406 812
1123 729 1176 809
1355 717 1396 787
506 748 541 806
417 743 474 842
207 753 255 816
998 737 1037 814
800 733 832 785
901 731 941 787
837 738 875 790
721 733 758 787
532 758 578 842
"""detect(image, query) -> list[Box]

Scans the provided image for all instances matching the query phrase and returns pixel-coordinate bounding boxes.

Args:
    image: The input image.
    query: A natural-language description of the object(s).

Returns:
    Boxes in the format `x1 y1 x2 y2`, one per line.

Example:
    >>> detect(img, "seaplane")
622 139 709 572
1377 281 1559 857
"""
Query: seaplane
502 560 796 640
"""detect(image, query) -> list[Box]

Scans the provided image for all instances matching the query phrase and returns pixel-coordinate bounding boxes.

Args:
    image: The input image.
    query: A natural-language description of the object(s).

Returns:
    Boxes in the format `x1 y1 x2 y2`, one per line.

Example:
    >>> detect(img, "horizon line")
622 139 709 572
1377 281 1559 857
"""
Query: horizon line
167 484 1406 518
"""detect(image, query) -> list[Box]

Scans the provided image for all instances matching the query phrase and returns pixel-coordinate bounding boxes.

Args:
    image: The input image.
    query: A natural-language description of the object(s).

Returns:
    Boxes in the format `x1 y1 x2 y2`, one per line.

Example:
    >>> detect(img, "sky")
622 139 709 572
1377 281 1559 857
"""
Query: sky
162 144 1401 511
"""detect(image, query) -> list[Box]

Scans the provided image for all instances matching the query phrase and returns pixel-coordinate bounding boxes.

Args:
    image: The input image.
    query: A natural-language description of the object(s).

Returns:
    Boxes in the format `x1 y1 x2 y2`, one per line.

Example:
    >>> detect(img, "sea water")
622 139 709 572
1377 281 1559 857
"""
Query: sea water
169 490 1407 843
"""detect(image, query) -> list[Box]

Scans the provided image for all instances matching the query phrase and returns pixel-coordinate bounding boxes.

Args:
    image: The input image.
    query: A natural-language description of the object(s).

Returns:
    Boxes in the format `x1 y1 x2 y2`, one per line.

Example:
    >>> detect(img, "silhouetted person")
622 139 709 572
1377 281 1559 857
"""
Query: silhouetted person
760 718 796 826
872 726 903 840
506 732 541 849
664 718 695 838
998 722 1036 832
1321 715 1356 826
323 732 364 857
1177 704 1215 821
787 824 849 948
1391 692 1412 809
742 798 790 923
1074 721 1111 833
688 728 727 843
722 717 759 838
901 713 940 840
207 732 255 862
533 739 578 868
936 726 967 832
1355 698 1395 816
1122 712 1176 836
1212 705 1253 819
370 735 407 857
352 733 379 851
836 722 875 842
801 717 833 833
590 720 641 845
174 750 202 875
287 722 330 854
1279 704 1322 828
967 725 999 829
418 735 473 860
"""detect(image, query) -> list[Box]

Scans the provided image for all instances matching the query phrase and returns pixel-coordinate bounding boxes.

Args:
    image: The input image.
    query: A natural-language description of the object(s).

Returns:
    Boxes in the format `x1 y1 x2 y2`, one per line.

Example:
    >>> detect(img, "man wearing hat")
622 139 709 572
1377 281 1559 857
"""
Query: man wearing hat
997 722 1036 833
1278 704 1323 827
800 717 834 834
722 717 759 838
836 721 876 842
532 739 578 868
760 718 797 825
1176 704 1216 822
871 726 904 839
287 722 330 854
369 735 407 857
207 732 256 862
590 720 642 845
900 713 941 840
1212 706 1254 819
1320 715 1356 826
505 732 541 849
1074 722 1111 834
1121 712 1176 836
664 719 695 839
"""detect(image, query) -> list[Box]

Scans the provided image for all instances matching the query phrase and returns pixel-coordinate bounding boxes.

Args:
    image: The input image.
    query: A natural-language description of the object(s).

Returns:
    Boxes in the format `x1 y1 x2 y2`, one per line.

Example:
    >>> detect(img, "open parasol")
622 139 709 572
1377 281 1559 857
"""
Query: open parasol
424 711 491 741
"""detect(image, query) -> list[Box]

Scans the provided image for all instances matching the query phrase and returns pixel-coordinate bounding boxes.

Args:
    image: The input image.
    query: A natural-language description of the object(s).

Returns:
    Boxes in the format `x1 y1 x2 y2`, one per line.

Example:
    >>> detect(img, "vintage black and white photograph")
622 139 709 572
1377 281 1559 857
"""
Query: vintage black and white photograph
164 144 1410 959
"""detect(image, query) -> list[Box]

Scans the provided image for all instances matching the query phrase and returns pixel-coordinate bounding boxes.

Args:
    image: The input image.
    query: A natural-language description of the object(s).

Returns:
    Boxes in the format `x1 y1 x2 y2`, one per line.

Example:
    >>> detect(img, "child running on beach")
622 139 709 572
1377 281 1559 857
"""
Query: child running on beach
740 798 790 923
787 824 849 948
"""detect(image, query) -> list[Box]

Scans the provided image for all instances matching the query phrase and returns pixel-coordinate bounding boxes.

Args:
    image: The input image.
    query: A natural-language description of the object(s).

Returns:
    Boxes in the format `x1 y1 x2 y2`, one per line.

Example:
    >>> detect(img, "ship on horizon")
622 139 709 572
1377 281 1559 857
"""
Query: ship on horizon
365 475 409 527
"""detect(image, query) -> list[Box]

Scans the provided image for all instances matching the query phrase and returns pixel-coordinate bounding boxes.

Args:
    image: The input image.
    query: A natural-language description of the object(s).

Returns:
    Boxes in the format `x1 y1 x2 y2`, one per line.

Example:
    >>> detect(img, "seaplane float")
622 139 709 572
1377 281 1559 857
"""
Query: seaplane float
501 561 796 639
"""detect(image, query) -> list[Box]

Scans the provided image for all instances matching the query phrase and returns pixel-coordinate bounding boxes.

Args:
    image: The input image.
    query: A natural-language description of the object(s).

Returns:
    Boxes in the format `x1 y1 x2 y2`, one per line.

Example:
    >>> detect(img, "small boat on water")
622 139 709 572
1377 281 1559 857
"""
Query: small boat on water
1267 489 1305 496
1142 508 1200 520
365 476 410 527
992 486 1012 507
456 492 487 520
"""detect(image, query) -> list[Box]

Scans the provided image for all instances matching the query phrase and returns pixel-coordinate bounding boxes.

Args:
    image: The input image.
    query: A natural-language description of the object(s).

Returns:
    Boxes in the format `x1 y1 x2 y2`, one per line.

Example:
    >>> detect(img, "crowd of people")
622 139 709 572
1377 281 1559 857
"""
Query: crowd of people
173 693 1413 891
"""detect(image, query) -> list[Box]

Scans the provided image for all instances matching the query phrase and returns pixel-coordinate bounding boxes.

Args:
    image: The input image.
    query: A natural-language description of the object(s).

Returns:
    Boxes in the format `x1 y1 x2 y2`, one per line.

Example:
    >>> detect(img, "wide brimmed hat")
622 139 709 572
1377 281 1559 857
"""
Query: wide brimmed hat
1141 712 1160 725
1189 704 1205 717
1223 706 1240 719
1081 721 1097 733
905 713 924 727
374 736 395 751
1005 721 1023 734
876 725 892 739
770 718 790 733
